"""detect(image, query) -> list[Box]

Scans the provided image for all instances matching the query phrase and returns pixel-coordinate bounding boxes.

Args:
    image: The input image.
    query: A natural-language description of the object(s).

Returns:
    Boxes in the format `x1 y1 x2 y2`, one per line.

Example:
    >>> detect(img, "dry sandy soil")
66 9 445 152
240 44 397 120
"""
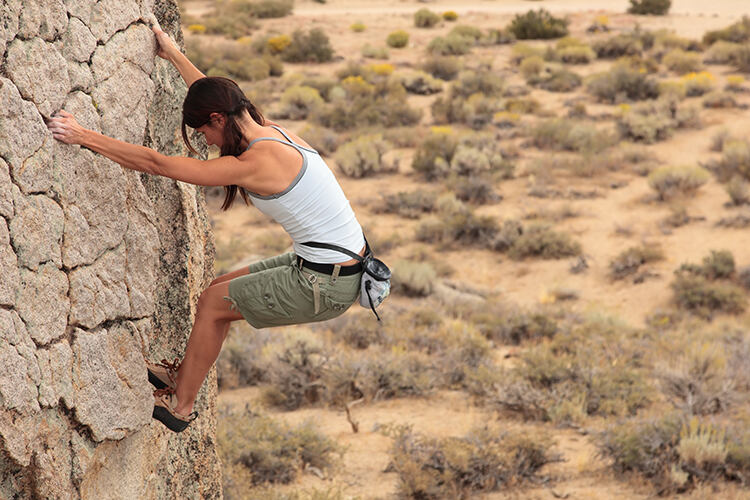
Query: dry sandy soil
180 1 750 498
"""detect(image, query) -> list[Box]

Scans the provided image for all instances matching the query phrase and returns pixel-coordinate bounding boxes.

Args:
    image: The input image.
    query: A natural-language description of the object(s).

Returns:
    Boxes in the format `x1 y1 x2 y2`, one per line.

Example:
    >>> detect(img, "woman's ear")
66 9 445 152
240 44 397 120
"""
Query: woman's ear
209 112 225 127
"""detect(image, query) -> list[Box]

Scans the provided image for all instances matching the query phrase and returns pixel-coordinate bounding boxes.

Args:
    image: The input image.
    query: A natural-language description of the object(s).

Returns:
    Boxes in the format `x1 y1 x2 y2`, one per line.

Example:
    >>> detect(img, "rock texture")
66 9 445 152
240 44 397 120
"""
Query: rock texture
0 1 220 498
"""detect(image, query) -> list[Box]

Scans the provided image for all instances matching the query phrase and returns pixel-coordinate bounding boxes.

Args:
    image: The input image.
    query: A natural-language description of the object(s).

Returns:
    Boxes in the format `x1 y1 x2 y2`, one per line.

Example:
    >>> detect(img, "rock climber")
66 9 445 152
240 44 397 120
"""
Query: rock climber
47 26 367 432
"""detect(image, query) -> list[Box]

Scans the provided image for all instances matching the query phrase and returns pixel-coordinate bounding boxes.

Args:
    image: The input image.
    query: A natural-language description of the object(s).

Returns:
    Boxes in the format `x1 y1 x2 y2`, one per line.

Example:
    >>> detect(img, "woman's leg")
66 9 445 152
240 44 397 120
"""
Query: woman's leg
209 265 251 287
173 280 243 415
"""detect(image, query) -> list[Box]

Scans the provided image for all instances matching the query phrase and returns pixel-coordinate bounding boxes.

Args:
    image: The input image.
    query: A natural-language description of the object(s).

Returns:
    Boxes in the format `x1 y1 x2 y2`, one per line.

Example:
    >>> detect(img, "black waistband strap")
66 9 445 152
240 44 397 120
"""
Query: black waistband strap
299 240 370 262
297 256 362 276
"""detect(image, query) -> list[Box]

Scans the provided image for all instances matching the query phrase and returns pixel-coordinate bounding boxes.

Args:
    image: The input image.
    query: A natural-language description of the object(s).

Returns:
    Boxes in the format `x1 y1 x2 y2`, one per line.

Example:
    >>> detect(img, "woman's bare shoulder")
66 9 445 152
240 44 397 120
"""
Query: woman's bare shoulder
264 121 315 150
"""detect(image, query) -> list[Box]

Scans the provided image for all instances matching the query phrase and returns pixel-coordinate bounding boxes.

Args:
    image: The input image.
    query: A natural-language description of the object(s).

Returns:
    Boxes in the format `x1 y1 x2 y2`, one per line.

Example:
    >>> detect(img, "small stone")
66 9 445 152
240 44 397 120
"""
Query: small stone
89 0 141 42
9 192 63 270
62 16 97 63
0 78 48 172
5 38 71 117
16 263 69 346
17 0 67 41
69 245 130 329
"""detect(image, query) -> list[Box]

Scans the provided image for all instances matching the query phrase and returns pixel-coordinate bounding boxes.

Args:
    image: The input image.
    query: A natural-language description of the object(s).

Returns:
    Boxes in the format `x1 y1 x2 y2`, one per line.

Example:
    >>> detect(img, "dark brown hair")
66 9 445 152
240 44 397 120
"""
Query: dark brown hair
181 76 265 210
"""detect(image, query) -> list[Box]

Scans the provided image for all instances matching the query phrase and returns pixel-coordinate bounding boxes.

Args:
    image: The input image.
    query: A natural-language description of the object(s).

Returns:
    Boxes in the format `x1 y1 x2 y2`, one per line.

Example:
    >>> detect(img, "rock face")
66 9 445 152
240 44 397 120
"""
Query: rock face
0 1 221 498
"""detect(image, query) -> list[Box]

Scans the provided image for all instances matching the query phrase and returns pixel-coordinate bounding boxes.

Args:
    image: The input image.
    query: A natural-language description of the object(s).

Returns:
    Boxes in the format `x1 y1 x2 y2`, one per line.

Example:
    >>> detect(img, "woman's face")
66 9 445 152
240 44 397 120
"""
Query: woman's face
196 115 224 148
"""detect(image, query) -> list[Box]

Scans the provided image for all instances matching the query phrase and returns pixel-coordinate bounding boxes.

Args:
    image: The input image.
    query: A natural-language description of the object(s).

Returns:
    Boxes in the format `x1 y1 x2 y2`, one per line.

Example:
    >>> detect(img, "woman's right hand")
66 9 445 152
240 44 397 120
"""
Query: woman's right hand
153 26 177 60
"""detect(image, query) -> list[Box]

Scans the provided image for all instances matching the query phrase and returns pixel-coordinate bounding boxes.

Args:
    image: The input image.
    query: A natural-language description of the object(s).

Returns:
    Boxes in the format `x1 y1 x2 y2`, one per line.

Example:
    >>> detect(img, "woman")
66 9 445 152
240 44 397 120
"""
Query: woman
47 27 365 432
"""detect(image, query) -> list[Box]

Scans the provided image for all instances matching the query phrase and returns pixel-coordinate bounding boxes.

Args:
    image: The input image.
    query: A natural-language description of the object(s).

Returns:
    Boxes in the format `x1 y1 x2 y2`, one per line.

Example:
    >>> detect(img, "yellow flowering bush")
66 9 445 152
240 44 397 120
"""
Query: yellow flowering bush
187 24 207 34
350 21 366 32
366 63 395 76
681 71 715 96
726 74 745 91
267 34 292 53
442 11 458 21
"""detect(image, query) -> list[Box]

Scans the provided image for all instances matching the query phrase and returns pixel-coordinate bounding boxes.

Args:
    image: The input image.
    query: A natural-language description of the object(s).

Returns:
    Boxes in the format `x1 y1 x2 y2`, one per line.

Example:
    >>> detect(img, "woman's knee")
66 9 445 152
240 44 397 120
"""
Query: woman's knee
196 283 243 321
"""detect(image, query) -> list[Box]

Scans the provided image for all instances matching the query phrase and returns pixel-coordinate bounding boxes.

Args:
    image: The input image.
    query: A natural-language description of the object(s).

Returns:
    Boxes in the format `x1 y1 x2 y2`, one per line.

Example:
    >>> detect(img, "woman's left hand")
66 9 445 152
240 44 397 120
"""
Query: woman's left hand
47 110 87 145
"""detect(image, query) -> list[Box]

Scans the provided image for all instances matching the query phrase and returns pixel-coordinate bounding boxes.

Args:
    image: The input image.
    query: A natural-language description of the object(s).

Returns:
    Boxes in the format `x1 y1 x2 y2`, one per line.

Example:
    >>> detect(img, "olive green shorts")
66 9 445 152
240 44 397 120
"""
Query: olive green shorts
224 252 362 329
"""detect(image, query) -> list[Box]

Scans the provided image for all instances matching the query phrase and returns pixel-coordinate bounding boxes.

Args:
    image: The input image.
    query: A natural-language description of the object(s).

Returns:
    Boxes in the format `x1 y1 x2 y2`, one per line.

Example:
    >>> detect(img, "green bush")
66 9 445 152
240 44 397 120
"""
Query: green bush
281 29 333 62
648 165 710 200
730 44 750 72
679 249 736 280
361 44 389 59
559 45 596 64
663 49 703 74
702 16 750 45
392 260 437 297
534 69 582 92
530 119 613 153
395 70 443 95
520 55 545 79
386 30 409 48
201 0 258 38
610 245 664 280
628 0 671 15
707 139 750 181
427 33 473 55
704 40 743 64
617 97 700 143
277 86 324 120
587 63 659 103
377 190 436 219
219 409 339 491
508 9 569 40
508 224 581 260
414 8 440 28
453 175 502 205
334 134 393 178
350 21 366 32
593 33 644 58
416 195 499 248
390 426 559 497
672 272 746 318
248 0 294 18
421 55 461 80
412 128 458 180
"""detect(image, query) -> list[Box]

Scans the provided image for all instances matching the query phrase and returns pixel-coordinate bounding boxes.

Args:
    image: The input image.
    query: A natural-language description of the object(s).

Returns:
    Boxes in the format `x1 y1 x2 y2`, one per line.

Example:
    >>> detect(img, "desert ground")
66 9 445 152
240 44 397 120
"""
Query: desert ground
178 1 750 498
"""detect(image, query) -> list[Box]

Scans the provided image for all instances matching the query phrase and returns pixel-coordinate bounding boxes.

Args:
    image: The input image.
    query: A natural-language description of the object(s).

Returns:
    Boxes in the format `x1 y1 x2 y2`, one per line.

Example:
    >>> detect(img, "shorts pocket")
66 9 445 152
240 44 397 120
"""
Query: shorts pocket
255 280 293 321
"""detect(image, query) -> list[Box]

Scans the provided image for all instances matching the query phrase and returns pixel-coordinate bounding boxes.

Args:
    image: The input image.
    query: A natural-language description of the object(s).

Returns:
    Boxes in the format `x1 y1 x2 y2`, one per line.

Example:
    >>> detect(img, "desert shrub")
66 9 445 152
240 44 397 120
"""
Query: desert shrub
442 11 458 22
383 126 423 149
266 34 291 54
453 175 501 204
277 86 324 120
534 69 582 92
681 71 716 96
702 16 750 45
421 55 461 80
610 245 664 280
663 49 703 74
704 41 743 64
281 29 333 62
508 225 581 260
334 134 393 178
672 266 746 318
679 249 736 280
739 267 750 290
395 70 443 95
298 75 337 101
510 43 545 64
361 43 388 60
416 195 499 248
414 8 440 28
653 30 700 53
484 28 515 45
427 33 473 56
707 139 750 181
726 176 750 205
508 9 568 40
530 119 613 153
648 165 710 200
386 30 409 48
593 33 643 58
494 317 650 423
412 127 458 179
297 124 338 156
202 0 258 38
587 63 659 103
451 68 504 98
392 260 437 297
350 21 366 32
187 38 277 81
660 341 735 415
559 45 596 64
519 55 545 79
377 190 436 219
216 329 271 389
503 97 540 114
431 71 504 128
627 0 671 15
390 426 559 498
658 80 687 100
187 24 207 34
703 91 738 108
730 44 750 72
218 409 339 490
248 0 294 18
617 97 700 143
726 74 746 91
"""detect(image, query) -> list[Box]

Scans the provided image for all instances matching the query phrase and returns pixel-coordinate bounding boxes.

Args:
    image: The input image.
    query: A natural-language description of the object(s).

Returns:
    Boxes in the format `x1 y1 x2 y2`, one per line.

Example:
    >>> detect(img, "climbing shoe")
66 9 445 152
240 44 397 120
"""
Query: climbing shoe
147 357 180 391
152 387 197 433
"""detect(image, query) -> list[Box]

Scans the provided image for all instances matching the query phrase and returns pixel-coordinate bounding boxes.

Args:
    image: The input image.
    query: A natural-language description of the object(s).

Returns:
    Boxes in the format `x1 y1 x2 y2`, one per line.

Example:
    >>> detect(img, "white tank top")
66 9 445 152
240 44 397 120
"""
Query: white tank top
244 126 365 264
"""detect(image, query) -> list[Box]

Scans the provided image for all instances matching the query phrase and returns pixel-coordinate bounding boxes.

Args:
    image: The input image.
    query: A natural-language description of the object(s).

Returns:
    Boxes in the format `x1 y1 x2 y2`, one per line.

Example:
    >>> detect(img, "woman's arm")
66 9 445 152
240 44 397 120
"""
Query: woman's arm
153 27 205 88
47 111 253 187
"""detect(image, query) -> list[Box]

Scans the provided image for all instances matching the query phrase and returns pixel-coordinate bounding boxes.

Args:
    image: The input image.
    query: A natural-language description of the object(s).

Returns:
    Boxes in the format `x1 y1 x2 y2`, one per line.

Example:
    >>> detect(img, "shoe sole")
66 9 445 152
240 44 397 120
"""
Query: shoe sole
153 405 191 432
148 369 171 390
